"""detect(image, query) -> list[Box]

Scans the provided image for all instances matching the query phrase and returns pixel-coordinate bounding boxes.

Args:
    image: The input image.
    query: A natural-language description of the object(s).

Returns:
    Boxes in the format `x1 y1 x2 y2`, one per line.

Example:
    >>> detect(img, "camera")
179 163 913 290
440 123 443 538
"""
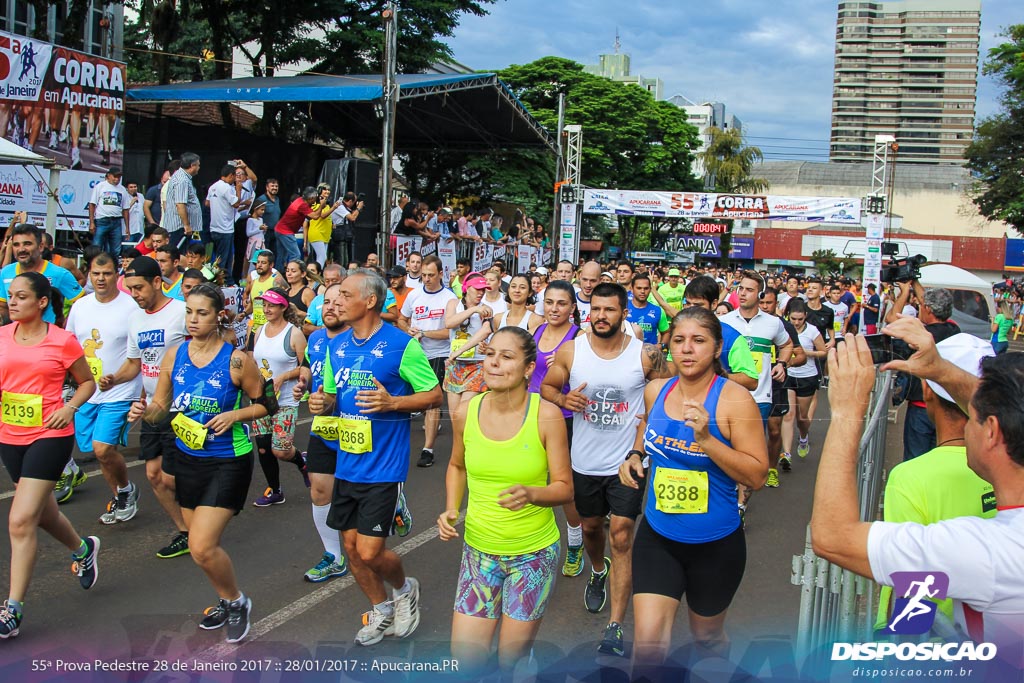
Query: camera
880 254 926 283
357 193 365 202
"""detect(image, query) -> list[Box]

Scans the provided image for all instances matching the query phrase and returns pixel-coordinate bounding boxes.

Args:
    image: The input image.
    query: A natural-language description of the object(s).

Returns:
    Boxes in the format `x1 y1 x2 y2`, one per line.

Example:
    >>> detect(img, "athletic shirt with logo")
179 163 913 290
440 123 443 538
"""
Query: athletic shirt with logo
249 274 276 328
643 376 740 543
824 300 849 333
305 328 338 452
576 293 591 327
322 325 439 483
449 301 486 362
868 507 1024 668
401 286 457 359
252 322 299 408
568 334 646 476
170 342 248 458
127 298 187 396
787 323 821 379
627 299 668 345
463 393 560 555
720 308 790 404
66 292 143 404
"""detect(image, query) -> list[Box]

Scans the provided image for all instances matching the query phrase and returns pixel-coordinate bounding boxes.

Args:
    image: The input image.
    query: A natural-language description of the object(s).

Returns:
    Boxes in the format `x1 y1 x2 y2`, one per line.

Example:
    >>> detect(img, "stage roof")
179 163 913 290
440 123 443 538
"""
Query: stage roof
127 73 556 154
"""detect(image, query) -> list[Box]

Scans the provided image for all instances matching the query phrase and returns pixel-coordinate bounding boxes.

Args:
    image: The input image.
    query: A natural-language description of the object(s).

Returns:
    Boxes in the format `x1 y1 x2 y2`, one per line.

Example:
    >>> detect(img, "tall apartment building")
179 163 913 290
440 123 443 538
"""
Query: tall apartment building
829 0 980 165
0 1 123 59
666 95 742 178
584 50 663 100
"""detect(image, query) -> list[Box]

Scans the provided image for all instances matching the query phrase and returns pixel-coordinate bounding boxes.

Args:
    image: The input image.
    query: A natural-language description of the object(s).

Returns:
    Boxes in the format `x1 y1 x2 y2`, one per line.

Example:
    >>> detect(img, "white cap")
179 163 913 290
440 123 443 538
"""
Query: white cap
926 333 995 405
536 266 548 275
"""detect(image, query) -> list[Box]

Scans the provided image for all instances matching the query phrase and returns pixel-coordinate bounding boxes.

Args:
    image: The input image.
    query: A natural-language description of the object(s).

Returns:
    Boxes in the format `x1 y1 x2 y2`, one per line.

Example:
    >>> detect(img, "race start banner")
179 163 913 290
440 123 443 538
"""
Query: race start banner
583 189 861 225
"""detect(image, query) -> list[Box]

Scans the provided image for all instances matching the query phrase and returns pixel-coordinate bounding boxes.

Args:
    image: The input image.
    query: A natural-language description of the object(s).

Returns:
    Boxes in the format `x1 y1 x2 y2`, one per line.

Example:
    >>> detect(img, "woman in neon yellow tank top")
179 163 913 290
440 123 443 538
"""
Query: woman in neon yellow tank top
438 326 573 675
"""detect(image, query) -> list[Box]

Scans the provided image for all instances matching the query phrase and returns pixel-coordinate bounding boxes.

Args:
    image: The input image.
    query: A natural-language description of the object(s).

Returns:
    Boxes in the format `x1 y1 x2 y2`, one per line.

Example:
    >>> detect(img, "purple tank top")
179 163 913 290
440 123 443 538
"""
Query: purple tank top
529 322 579 418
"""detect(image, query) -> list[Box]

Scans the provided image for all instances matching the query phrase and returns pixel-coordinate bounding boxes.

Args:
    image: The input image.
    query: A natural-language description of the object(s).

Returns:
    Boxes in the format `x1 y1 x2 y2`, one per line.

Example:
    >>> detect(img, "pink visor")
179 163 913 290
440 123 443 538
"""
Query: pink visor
462 275 490 291
258 290 288 306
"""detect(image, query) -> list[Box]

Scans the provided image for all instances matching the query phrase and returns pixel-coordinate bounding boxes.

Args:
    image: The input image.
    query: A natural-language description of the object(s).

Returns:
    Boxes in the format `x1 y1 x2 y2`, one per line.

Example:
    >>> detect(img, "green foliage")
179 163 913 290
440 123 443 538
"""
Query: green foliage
965 25 1024 234
812 249 860 278
700 126 767 194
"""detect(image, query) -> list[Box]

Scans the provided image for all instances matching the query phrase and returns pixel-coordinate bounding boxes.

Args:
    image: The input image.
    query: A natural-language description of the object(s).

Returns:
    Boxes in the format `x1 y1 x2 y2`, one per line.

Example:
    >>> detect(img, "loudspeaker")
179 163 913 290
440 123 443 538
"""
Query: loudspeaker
318 158 380 262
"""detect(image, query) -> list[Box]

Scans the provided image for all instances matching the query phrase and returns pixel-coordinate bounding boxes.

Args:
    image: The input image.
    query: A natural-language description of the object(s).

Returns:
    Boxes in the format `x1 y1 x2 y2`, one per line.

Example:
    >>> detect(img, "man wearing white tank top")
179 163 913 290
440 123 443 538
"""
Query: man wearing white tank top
542 282 673 657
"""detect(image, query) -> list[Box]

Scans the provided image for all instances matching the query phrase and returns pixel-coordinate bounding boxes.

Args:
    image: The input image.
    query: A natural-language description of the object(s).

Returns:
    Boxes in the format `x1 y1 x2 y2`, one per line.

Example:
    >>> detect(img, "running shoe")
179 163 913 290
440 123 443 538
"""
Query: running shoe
253 488 285 506
156 531 190 559
394 490 413 537
798 438 810 459
779 453 792 472
55 468 87 504
416 450 434 468
598 621 625 657
115 483 140 522
304 552 348 583
392 577 421 638
0 601 21 639
99 495 118 525
70 146 82 170
766 469 780 488
562 544 584 577
48 130 57 149
584 559 610 613
355 605 395 646
72 536 100 590
225 595 252 643
199 600 228 630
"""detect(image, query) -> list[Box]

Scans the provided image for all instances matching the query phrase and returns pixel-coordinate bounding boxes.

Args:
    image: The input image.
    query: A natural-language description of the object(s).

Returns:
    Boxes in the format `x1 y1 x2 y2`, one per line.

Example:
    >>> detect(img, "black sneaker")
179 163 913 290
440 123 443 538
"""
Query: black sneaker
156 531 190 559
199 600 228 630
598 621 625 657
0 601 22 639
584 557 610 613
416 450 434 468
226 595 252 643
72 536 100 590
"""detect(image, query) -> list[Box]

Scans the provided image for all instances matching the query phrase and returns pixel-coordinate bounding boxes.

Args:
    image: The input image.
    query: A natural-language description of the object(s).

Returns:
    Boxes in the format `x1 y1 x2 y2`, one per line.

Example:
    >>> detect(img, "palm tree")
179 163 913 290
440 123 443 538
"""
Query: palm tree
700 127 768 193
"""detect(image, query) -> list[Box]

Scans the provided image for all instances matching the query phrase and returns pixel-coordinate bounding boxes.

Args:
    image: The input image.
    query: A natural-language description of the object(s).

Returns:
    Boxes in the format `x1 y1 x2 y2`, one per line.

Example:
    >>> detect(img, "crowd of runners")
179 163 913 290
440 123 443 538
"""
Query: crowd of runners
0 188 1022 677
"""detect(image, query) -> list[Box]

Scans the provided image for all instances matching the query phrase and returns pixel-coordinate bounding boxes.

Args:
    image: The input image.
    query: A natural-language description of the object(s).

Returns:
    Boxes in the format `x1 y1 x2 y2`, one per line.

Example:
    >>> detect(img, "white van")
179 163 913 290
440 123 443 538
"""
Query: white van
916 264 995 341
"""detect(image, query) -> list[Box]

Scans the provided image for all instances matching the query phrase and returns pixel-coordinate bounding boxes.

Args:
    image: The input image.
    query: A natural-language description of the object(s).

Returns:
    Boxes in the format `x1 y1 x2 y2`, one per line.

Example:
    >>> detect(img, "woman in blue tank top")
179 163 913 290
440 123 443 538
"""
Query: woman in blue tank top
128 283 270 644
618 306 768 678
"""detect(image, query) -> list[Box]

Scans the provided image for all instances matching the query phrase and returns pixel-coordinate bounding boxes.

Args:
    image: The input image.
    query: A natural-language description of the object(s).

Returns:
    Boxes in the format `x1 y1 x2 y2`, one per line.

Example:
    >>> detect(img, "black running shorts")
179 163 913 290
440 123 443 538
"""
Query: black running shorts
572 471 644 520
305 435 337 475
139 414 182 477
0 435 75 483
769 380 789 418
632 516 746 616
785 374 819 398
327 480 403 537
174 451 254 514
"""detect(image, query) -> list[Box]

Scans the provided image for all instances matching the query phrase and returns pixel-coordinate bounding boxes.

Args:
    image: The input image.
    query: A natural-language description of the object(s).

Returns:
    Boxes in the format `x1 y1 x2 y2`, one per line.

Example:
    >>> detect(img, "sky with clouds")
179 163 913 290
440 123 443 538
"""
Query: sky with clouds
446 0 1018 162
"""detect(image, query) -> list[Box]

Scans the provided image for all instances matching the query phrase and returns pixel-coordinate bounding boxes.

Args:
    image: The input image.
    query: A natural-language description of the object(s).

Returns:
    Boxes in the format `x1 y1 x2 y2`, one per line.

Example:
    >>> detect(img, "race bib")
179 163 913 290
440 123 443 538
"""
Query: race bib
450 337 475 359
653 467 709 514
86 357 103 383
311 415 340 441
338 417 372 454
1 391 42 427
171 412 209 450
753 347 776 376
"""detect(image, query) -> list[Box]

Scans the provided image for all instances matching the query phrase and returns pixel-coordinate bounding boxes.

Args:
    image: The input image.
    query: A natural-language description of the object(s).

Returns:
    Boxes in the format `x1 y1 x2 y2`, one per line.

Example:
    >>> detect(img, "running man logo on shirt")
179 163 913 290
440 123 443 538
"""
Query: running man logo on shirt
334 367 376 390
887 571 949 635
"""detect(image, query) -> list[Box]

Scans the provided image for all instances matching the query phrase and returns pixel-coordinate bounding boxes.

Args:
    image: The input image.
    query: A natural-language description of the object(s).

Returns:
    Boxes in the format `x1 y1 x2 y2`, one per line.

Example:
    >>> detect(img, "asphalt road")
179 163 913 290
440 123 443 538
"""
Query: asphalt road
0 396 904 682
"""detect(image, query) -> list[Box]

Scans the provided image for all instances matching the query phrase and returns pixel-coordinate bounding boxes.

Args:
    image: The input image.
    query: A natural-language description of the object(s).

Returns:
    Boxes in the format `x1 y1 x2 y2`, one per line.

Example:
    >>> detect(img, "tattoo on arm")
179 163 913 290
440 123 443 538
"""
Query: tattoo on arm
644 343 669 378
231 355 243 369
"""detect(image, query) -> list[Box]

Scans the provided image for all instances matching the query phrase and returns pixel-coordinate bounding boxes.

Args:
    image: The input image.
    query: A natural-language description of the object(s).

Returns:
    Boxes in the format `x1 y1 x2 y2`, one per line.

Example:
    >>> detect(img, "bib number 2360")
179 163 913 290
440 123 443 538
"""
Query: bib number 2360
653 468 709 514
338 418 371 454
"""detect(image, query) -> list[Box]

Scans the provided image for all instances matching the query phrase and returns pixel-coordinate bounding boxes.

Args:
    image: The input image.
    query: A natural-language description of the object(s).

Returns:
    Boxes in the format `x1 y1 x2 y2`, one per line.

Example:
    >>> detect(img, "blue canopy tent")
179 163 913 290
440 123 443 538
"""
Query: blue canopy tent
127 73 557 153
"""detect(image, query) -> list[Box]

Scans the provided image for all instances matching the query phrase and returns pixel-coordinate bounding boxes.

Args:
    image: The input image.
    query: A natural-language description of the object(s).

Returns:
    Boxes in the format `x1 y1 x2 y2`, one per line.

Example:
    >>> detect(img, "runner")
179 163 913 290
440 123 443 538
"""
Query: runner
447 272 544 360
656 267 685 316
155 245 184 301
0 271 100 639
442 272 493 416
481 270 509 319
250 288 308 507
398 255 455 468
781 299 826 462
541 282 673 657
311 269 442 645
303 263 344 335
824 283 851 338
66 252 144 524
627 273 670 346
99 256 190 558
681 275 758 390
284 260 315 317
438 326 573 675
574 261 601 328
240 250 279 341
619 306 768 676
0 223 84 324
128 283 268 643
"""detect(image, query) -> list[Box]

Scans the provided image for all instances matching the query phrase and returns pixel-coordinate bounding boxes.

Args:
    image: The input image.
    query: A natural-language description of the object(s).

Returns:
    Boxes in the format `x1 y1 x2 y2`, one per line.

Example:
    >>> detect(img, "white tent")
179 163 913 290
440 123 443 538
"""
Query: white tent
0 137 53 167
919 264 993 289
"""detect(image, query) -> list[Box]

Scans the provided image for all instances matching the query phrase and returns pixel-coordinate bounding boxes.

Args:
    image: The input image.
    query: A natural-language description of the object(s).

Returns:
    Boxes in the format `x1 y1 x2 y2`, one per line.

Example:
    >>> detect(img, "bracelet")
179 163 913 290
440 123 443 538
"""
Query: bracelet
625 449 645 462
69 404 79 412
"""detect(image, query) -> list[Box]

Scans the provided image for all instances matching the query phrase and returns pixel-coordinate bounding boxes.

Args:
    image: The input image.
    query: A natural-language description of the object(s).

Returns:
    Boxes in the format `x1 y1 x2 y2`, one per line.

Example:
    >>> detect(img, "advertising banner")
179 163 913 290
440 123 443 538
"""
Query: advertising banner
472 242 492 273
583 189 861 224
516 244 536 271
437 238 456 287
663 235 755 260
559 202 578 264
395 236 421 265
0 29 126 169
0 163 104 231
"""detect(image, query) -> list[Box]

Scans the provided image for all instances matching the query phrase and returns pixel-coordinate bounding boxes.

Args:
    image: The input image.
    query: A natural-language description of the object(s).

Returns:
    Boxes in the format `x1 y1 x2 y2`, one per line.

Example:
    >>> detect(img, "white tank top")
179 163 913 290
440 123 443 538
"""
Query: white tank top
498 309 531 331
253 322 299 407
449 301 486 362
568 333 647 476
483 293 508 318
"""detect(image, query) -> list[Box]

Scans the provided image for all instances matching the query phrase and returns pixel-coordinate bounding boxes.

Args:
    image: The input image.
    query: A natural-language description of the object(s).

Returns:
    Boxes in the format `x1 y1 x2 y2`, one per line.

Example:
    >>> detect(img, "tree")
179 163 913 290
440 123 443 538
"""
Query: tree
965 25 1024 234
812 249 859 278
700 126 767 194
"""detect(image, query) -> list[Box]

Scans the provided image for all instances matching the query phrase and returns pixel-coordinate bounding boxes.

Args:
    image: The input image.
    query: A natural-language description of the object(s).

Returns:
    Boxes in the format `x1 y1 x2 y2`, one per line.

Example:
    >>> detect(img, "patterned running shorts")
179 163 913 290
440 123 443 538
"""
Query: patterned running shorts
252 405 299 452
453 540 559 622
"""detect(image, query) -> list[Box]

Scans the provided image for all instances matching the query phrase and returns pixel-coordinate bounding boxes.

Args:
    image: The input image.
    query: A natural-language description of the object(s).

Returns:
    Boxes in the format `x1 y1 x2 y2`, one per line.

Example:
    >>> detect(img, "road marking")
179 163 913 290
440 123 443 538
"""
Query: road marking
198 523 445 659
0 459 146 501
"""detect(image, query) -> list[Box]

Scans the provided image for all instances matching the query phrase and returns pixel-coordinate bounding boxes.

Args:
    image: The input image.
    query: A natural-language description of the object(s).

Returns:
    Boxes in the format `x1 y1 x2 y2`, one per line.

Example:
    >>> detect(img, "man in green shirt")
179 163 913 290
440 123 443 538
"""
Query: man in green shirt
874 334 997 633
656 267 685 316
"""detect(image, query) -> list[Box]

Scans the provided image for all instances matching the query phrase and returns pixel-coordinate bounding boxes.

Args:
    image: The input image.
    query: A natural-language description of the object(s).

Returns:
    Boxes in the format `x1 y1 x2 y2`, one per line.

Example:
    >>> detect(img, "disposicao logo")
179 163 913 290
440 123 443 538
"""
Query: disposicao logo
888 571 948 635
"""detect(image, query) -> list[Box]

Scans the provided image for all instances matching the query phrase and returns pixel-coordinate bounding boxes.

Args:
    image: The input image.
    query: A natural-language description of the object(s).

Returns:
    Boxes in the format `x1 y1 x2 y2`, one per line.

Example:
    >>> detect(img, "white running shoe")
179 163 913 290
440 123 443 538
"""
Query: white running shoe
355 605 395 646
70 146 82 169
392 577 421 638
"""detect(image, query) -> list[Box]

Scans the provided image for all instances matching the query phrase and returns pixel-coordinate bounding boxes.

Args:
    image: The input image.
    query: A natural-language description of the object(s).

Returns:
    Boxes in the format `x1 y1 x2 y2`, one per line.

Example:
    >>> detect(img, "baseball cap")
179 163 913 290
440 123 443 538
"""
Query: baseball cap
257 289 289 306
386 265 407 278
536 266 549 275
106 166 122 177
926 334 995 405
124 256 161 279
462 273 490 291
440 206 453 214
668 268 681 277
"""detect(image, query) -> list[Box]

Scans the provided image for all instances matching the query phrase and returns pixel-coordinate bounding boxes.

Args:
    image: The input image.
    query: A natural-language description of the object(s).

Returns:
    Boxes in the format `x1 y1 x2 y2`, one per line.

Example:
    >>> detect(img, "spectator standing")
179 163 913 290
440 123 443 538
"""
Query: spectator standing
126 182 144 247
88 167 130 258
143 169 169 229
256 178 281 256
206 164 246 285
275 188 338 273
329 192 365 267
163 153 202 251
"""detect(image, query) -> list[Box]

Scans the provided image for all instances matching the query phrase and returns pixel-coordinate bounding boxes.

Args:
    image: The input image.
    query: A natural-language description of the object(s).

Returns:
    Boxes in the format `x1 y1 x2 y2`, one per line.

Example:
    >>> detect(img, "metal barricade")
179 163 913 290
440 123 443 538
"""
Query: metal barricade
792 371 893 657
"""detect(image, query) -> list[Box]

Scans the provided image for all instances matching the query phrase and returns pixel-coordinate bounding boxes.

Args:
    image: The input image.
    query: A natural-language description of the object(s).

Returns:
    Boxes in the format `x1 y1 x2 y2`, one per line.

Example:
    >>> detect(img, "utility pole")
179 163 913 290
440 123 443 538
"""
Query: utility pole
379 1 398 264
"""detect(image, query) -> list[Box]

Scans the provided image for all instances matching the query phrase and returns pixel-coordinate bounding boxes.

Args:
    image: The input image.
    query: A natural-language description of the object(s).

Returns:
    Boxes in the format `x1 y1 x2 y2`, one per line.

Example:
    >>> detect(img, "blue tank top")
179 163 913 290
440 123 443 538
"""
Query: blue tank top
306 328 337 451
643 376 740 543
170 341 249 458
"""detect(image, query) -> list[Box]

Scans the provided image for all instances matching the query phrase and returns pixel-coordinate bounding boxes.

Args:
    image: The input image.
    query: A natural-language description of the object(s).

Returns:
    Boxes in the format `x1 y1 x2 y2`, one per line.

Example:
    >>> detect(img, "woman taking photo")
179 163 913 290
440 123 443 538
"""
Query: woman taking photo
284 259 316 317
438 327 572 675
619 307 767 678
443 272 493 417
129 283 269 643
782 299 827 460
305 185 336 267
0 272 99 639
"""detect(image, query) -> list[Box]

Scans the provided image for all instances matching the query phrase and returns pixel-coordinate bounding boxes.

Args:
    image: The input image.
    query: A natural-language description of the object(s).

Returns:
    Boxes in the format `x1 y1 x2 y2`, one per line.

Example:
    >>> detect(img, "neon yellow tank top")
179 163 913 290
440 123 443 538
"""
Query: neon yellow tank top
463 392 559 555
250 274 276 327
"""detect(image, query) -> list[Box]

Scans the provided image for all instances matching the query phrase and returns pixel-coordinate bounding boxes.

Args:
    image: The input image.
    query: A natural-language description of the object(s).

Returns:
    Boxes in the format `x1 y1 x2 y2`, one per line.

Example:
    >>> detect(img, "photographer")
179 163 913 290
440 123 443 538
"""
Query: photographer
328 191 364 266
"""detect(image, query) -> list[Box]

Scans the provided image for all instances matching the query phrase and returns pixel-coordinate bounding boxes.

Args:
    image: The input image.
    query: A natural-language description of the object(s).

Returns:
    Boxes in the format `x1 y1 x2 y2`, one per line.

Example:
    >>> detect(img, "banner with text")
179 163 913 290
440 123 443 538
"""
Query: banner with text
583 189 860 224
438 238 456 286
0 164 105 231
663 234 755 260
559 203 579 264
395 236 421 266
472 243 493 273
